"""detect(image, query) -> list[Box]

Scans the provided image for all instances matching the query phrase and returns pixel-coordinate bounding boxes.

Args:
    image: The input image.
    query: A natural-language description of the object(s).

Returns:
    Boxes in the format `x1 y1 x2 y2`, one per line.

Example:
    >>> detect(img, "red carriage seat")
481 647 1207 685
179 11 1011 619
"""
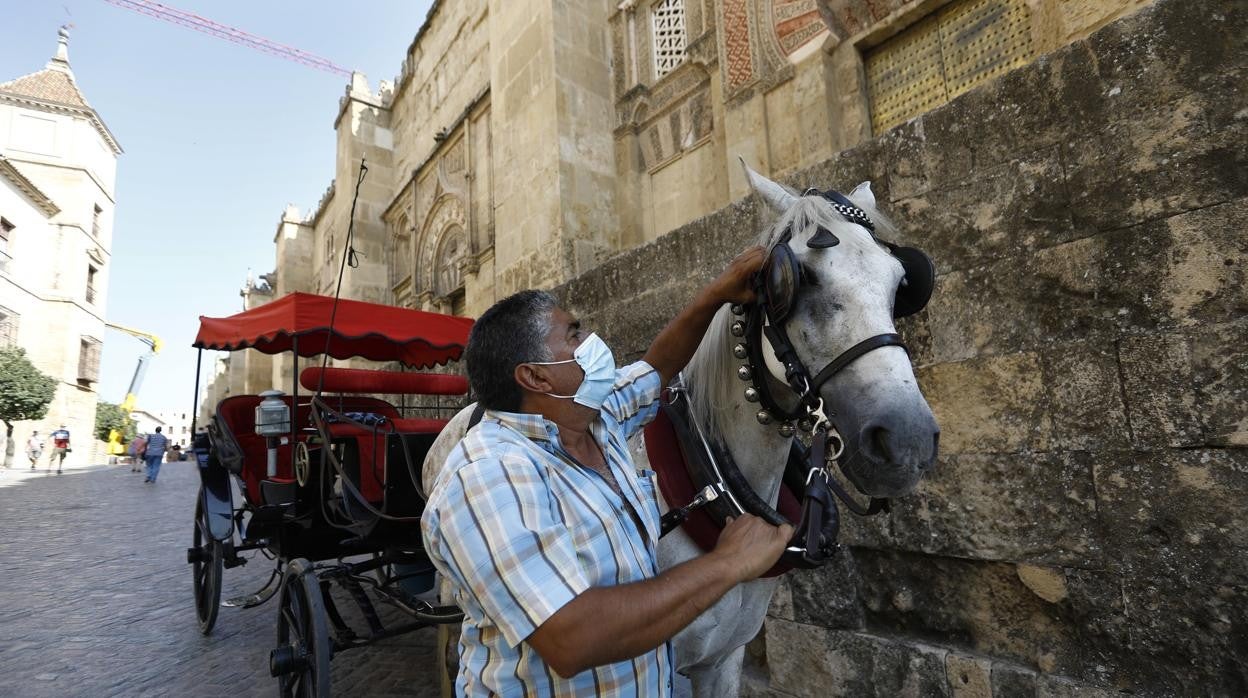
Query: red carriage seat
299 367 468 510
213 394 313 507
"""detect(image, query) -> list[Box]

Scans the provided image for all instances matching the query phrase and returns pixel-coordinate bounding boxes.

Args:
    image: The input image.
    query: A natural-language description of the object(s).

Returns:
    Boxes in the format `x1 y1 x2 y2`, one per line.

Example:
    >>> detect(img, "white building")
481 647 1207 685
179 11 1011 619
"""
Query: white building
0 28 121 464
130 408 168 439
153 409 193 448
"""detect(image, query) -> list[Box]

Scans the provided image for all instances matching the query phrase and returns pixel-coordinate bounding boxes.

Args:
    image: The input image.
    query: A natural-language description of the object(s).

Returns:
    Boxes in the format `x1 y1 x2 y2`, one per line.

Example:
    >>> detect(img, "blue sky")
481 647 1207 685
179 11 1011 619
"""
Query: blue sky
0 0 433 418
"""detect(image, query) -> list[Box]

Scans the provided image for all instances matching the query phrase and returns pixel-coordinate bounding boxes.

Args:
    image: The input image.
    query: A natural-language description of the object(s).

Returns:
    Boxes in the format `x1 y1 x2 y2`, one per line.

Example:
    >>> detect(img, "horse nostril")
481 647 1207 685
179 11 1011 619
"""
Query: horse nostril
868 426 892 462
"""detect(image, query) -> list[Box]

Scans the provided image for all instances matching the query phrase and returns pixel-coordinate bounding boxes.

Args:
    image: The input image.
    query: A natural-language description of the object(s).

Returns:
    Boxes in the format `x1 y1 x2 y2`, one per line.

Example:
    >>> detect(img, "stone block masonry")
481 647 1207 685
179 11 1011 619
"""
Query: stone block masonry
554 0 1247 693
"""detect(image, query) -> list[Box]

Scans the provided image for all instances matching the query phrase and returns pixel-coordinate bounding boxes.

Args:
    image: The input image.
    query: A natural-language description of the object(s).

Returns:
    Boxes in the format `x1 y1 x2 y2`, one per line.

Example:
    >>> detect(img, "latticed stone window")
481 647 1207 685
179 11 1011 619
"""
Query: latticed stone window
651 0 687 79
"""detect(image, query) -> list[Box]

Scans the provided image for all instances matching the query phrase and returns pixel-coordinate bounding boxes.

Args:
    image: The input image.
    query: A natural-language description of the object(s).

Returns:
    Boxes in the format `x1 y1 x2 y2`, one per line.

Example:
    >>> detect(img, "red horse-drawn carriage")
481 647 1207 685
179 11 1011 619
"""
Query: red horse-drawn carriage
188 292 472 696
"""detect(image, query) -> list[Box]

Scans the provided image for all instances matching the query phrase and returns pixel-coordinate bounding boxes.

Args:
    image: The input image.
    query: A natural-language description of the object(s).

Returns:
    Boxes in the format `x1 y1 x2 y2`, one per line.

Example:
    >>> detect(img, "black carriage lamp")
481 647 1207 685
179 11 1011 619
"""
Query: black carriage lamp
255 390 292 478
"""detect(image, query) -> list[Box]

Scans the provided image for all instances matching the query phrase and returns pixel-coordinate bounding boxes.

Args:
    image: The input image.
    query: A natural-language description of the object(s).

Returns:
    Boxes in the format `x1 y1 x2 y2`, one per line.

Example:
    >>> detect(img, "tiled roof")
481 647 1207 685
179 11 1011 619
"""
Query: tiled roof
0 66 90 109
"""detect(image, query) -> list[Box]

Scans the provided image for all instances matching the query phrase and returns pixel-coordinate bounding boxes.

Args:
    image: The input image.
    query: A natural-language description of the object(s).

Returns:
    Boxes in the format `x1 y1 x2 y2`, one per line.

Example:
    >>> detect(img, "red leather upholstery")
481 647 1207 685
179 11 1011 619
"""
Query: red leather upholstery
643 402 801 578
300 367 469 396
216 393 451 510
234 435 298 506
215 395 312 506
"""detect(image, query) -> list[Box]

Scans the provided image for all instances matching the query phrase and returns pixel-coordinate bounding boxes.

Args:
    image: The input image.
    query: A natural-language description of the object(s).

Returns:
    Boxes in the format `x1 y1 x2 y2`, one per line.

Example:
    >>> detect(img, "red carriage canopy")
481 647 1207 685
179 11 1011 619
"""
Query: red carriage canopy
193 292 474 368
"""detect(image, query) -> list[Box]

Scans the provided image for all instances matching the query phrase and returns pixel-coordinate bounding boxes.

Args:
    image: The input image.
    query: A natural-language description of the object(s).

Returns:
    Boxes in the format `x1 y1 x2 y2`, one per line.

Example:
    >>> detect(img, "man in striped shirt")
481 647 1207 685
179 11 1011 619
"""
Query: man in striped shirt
423 247 792 696
143 426 169 483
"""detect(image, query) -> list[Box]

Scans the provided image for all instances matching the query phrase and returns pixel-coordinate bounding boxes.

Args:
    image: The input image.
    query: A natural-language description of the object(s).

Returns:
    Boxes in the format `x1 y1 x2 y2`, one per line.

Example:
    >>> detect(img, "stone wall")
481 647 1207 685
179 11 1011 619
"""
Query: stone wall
555 0 1246 693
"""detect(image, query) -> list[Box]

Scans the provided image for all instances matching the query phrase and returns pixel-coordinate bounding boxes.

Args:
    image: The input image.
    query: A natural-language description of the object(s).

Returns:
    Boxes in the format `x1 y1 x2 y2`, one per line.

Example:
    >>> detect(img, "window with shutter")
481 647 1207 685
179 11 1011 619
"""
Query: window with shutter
78 337 102 384
865 0 1035 134
0 218 12 274
0 307 18 348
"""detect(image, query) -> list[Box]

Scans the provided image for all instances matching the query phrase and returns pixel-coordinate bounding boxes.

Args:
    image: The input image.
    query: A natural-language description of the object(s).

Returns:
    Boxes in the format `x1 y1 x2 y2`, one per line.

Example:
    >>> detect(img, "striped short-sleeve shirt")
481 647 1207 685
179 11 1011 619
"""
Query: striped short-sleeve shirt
422 361 669 697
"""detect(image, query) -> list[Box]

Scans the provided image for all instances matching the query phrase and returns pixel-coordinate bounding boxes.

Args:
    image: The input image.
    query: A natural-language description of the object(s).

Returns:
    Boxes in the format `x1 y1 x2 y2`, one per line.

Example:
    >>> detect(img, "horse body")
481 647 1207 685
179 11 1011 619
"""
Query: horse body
422 164 938 697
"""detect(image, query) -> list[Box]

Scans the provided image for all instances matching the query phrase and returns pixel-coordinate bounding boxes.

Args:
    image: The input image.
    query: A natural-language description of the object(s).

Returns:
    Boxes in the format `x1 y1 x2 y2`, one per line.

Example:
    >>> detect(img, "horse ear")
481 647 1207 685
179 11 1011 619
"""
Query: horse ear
848 181 876 209
739 156 796 213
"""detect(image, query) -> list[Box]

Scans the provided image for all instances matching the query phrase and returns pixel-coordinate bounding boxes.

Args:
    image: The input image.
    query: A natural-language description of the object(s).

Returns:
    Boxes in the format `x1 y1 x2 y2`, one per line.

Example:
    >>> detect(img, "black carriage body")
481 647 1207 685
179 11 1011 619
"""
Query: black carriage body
201 393 436 562
188 292 474 693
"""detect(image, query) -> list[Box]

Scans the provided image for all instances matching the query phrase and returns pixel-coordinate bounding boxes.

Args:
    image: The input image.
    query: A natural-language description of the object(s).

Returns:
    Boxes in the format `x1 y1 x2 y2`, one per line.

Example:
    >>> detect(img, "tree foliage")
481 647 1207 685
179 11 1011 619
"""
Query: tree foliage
0 347 57 468
95 400 137 442
0 347 56 426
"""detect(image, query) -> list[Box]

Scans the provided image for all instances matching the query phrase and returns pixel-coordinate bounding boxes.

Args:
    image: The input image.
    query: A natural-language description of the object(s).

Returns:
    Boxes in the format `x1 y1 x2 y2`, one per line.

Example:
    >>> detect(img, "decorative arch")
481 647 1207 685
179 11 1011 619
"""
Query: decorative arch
416 193 466 295
434 225 467 298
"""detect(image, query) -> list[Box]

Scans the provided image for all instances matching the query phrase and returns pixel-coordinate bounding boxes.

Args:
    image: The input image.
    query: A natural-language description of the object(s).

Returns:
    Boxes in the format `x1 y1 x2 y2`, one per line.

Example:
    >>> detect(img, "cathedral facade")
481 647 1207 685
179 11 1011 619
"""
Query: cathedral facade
216 0 1153 399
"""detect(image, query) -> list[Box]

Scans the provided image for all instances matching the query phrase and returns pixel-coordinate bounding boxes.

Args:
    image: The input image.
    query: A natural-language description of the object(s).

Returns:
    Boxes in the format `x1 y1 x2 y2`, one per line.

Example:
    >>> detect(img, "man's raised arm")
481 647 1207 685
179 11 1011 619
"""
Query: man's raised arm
643 246 764 387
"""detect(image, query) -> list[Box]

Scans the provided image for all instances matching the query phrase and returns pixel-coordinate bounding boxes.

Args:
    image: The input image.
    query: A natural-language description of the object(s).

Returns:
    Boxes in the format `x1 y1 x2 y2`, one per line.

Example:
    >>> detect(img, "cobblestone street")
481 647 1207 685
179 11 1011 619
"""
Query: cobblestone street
0 461 442 697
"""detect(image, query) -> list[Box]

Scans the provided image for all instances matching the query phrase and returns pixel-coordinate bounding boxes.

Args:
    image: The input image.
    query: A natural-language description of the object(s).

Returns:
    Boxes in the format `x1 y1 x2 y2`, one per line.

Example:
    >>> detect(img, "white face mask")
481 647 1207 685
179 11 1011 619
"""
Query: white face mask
527 333 617 409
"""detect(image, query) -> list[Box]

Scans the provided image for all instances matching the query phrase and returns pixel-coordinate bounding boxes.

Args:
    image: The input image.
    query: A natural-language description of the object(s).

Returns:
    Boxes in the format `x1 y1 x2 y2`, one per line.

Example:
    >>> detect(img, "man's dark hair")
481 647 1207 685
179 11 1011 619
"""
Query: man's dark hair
465 290 557 411
155 426 162 433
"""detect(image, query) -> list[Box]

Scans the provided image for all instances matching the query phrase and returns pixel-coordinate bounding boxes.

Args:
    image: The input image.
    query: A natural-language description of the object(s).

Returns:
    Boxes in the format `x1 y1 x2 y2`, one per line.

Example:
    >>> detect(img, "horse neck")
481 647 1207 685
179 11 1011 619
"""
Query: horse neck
686 323 793 507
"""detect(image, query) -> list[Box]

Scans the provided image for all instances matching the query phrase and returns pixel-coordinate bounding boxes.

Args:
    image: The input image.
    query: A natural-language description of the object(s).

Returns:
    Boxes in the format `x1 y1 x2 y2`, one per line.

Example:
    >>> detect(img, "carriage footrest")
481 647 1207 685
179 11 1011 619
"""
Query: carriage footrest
261 478 298 505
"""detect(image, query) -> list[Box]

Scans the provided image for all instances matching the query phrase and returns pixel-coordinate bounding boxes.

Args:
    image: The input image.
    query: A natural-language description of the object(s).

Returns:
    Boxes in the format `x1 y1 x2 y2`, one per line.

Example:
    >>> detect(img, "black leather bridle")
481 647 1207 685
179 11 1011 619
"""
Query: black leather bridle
660 189 934 567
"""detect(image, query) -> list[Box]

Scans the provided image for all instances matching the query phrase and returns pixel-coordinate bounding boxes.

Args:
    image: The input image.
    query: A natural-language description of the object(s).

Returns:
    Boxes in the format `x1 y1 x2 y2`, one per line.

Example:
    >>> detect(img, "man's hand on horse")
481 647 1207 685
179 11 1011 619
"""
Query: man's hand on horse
709 246 765 305
711 513 794 583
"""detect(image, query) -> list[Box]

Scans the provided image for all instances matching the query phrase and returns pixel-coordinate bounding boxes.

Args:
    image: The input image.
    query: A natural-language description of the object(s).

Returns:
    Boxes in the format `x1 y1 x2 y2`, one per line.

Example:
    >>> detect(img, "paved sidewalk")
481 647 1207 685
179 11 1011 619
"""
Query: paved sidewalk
0 462 442 697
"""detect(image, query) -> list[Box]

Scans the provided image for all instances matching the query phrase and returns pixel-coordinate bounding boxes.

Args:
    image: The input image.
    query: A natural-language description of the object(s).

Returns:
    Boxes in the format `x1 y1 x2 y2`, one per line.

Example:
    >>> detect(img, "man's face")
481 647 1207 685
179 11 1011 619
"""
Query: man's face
532 307 589 397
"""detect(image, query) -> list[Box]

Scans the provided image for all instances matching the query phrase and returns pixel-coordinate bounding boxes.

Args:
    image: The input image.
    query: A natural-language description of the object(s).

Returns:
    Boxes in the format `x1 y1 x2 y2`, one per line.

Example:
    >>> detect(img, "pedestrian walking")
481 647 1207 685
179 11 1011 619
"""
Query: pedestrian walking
26 430 43 469
143 427 168 483
128 434 148 473
49 425 70 474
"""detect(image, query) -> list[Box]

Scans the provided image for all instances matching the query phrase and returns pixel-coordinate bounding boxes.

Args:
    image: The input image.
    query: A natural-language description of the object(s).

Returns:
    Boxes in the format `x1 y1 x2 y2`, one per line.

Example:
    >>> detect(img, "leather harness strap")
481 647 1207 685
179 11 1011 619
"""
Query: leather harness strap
656 388 842 572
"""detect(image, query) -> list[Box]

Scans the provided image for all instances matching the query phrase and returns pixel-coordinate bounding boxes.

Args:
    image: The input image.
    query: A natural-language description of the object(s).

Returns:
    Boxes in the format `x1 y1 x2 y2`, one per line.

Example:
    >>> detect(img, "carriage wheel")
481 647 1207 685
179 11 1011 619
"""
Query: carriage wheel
271 558 332 698
191 494 223 634
294 442 310 487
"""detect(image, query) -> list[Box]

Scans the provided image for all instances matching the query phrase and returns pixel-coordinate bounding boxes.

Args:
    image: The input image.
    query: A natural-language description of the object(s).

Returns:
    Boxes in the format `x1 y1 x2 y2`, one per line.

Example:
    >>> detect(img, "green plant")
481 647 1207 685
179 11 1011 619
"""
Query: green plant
95 400 137 443
0 347 57 468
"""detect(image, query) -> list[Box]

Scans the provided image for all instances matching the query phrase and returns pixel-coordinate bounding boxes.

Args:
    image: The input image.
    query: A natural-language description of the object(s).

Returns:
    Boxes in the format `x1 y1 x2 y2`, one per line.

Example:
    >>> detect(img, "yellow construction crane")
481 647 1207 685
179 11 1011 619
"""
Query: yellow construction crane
106 322 163 414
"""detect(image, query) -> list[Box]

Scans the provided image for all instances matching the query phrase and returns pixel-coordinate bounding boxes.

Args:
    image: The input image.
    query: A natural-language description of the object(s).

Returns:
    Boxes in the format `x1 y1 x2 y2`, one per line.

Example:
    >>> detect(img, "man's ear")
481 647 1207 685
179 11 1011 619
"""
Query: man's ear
514 363 553 394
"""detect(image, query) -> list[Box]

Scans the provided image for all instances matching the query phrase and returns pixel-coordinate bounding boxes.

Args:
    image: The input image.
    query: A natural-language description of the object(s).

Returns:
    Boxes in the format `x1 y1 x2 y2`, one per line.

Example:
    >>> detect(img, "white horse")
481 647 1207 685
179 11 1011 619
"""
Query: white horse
423 163 939 697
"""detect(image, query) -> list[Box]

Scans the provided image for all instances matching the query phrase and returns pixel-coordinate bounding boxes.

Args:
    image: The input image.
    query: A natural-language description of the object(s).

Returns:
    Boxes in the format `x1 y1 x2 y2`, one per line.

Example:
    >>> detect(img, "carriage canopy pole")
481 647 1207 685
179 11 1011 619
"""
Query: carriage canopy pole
291 335 299 470
189 347 203 436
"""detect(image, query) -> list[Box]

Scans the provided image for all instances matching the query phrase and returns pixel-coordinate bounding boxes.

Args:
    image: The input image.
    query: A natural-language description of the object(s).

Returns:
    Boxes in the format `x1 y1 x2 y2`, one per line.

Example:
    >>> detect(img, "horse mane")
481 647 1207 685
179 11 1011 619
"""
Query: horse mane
683 185 898 440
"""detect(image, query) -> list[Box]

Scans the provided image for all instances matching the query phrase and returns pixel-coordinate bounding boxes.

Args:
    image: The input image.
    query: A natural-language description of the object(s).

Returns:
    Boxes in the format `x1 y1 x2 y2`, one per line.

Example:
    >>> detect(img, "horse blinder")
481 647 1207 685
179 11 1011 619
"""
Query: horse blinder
762 241 803 324
885 243 936 318
761 237 935 322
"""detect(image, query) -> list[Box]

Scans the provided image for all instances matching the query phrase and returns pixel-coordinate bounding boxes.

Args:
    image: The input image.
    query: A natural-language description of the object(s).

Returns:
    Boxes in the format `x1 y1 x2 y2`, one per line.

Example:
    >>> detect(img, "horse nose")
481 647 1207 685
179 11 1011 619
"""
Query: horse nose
859 422 939 469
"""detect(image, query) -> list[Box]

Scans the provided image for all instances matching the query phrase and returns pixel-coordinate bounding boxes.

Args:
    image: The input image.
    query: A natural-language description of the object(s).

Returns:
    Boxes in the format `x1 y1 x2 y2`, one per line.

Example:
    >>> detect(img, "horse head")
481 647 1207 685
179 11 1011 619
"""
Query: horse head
735 161 939 498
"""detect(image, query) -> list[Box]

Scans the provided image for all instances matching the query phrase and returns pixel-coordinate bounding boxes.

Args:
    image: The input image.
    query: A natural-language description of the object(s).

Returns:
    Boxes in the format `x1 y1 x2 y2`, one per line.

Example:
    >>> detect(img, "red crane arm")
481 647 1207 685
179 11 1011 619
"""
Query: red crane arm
100 0 353 78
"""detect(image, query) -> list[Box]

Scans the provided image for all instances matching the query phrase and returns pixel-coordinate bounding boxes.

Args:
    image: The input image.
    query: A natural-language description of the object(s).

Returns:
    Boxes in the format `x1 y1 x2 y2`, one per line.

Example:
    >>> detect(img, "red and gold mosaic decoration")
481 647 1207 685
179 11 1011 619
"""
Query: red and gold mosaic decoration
722 0 755 90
